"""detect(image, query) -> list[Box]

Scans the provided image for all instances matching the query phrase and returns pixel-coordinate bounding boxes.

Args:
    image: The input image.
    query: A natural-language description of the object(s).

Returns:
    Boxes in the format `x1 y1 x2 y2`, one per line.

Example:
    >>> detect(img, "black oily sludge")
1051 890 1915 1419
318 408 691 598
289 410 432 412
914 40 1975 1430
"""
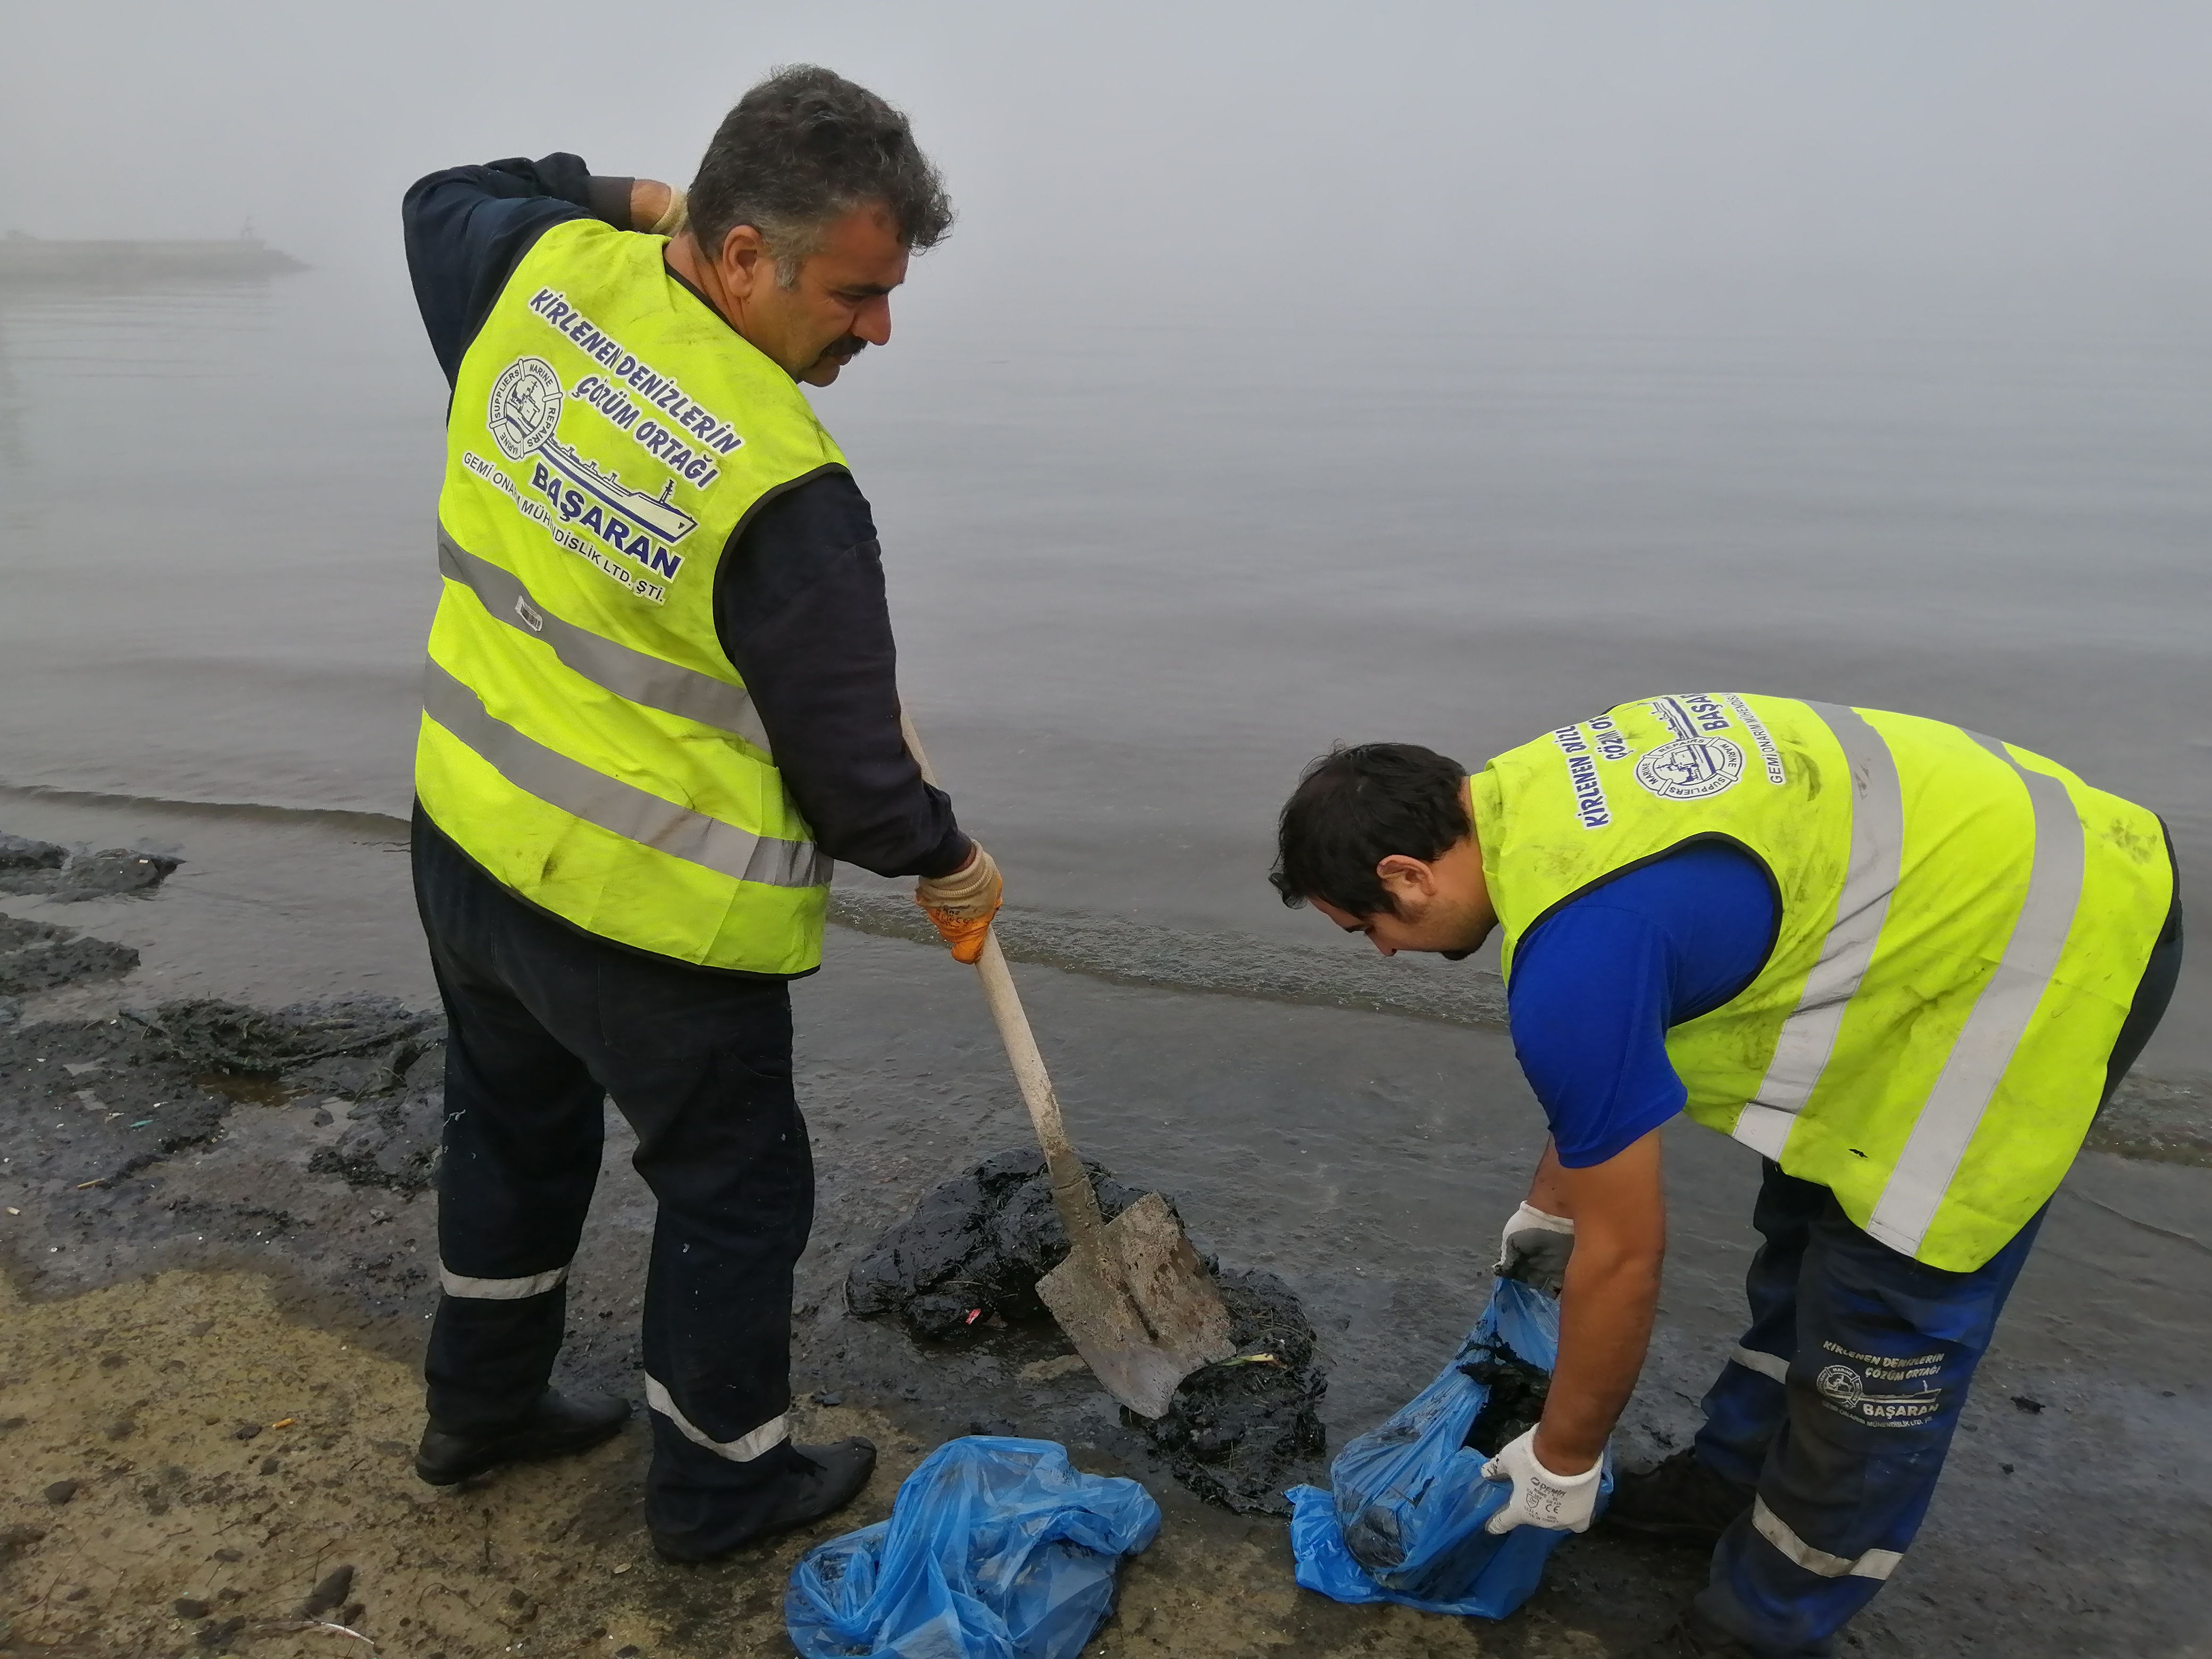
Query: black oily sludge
129 995 451 1194
1459 1332 1552 1457
1124 1269 1328 1518
127 996 439 1081
847 1153 1330 1515
844 1147 1158 1341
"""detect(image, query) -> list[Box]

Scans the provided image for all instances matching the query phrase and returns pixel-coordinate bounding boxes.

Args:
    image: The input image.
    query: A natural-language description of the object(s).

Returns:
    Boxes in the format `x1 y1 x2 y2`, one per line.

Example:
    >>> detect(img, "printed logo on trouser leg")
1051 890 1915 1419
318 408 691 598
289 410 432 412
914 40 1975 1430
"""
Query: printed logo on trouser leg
1813 1343 1947 1430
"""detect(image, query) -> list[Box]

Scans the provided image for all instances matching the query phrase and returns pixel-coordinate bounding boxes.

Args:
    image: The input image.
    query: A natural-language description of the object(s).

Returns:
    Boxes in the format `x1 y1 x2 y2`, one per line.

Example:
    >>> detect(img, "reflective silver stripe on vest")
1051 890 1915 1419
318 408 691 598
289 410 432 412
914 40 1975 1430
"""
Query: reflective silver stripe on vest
643 1376 789 1463
1865 735 2084 1256
1752 1496 1903 1580
437 525 772 753
440 1263 571 1300
423 658 831 890
1730 1344 1789 1383
1735 703 1905 1160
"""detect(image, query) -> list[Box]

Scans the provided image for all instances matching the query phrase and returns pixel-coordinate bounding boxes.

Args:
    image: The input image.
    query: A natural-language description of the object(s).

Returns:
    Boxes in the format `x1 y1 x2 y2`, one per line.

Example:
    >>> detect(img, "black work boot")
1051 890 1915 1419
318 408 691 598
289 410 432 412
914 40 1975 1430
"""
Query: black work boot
1604 1447 1755 1546
415 1388 631 1486
1616 1610 1763 1658
650 1437 878 1563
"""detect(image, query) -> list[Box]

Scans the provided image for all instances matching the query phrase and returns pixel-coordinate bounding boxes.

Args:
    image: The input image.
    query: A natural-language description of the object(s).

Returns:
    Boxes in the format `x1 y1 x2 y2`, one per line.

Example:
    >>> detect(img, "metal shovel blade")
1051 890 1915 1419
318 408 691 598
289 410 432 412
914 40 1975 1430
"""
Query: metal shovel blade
1036 1191 1237 1419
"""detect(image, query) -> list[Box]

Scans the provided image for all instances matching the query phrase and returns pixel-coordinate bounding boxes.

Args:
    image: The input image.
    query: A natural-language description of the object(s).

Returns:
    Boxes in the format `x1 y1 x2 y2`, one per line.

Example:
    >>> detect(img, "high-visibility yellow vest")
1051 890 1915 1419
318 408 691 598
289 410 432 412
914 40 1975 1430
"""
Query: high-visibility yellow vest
1471 694 2172 1270
417 218 843 974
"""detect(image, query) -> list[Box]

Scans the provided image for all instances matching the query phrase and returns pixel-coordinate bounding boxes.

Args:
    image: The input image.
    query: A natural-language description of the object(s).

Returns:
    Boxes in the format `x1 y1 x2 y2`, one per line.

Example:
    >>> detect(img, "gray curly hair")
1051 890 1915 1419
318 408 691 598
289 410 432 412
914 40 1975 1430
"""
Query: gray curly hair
688 65 954 287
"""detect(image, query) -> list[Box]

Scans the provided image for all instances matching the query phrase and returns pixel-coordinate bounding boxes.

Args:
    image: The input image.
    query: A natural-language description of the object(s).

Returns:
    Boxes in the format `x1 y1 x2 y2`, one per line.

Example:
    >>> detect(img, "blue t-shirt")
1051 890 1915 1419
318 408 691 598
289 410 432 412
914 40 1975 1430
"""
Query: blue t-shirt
1506 841 1778 1168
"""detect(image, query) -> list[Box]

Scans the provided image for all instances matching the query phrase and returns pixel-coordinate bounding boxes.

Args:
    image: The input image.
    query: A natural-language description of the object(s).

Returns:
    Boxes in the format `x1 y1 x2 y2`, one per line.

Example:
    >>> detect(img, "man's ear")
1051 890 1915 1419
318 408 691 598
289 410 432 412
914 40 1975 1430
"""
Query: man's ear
715 223 768 298
1374 854 1436 905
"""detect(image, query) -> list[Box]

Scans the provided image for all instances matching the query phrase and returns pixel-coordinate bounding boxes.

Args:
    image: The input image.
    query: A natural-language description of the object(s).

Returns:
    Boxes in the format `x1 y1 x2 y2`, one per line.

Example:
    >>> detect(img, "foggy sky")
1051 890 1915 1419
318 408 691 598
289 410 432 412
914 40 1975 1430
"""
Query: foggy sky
4 2 2208 324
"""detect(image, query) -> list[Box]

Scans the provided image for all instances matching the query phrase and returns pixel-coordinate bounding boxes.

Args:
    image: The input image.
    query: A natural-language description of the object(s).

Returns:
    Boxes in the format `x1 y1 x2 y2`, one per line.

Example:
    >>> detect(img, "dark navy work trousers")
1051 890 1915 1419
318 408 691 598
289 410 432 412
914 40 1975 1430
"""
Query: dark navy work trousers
412 808 817 1549
1689 891 2181 1657
1690 1167 2043 1655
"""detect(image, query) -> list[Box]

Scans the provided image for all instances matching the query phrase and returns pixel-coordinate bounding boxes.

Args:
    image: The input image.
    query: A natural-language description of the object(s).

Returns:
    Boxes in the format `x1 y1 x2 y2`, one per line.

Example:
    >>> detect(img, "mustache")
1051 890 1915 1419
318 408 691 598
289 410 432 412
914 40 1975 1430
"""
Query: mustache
817 336 868 364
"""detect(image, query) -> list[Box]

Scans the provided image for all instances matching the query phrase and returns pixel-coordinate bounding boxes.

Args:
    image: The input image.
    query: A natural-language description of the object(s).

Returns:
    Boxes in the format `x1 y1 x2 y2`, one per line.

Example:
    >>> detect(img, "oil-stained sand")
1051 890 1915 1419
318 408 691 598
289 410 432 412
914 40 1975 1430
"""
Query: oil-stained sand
0 1269 1660 1659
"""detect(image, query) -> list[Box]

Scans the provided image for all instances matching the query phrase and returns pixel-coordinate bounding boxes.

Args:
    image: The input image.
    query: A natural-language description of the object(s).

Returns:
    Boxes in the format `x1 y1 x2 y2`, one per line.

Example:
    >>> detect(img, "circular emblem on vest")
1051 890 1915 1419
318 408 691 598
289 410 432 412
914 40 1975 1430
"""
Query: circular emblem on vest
488 356 564 460
1815 1363 1863 1405
1633 735 1746 800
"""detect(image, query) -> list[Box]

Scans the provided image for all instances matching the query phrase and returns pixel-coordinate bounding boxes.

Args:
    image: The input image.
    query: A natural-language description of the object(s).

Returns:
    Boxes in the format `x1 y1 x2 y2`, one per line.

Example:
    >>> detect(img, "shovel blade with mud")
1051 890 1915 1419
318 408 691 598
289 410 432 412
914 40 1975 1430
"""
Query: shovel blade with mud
901 713 1237 1417
1038 1190 1236 1419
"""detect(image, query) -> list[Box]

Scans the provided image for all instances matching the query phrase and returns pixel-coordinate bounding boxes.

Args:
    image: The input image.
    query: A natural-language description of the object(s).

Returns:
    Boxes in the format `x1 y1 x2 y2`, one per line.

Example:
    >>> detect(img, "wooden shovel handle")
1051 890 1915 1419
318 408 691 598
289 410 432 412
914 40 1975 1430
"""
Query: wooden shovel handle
898 710 1108 1252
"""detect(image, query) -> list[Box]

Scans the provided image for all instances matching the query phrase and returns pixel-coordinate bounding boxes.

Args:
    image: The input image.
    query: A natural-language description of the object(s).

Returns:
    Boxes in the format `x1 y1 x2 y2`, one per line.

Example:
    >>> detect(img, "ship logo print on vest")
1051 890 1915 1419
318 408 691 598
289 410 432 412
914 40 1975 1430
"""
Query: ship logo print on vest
489 357 564 460
481 355 700 594
1633 735 1746 801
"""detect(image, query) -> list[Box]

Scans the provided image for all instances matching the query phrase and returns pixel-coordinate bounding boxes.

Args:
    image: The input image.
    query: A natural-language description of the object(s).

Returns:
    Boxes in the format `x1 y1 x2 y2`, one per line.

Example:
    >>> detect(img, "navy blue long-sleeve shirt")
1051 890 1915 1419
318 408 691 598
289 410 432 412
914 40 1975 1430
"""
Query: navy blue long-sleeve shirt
401 153 970 880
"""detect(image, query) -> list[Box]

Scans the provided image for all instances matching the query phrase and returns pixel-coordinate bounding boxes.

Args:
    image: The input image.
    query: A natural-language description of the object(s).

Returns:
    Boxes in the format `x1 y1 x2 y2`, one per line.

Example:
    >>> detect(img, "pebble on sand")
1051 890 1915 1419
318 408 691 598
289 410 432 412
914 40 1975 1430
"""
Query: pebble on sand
299 1562 356 1617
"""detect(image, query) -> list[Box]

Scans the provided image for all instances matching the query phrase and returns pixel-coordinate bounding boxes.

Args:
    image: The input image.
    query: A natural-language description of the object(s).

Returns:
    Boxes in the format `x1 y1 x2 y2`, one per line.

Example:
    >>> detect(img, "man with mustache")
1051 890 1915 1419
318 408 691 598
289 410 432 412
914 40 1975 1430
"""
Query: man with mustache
398 66 1002 1560
1269 698 2179 1657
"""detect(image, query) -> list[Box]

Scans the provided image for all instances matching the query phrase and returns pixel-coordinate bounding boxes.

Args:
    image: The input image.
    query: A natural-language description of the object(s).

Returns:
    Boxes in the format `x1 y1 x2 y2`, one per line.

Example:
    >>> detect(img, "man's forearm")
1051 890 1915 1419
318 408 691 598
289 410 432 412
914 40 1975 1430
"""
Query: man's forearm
1534 1245 1660 1474
1527 1125 1667 1476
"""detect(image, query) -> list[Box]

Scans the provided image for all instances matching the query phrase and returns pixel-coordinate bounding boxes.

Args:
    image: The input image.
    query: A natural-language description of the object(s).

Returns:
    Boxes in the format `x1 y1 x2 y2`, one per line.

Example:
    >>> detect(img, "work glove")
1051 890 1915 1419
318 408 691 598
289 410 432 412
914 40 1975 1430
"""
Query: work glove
1495 1201 1576 1296
1481 1427 1603 1535
915 843 1002 965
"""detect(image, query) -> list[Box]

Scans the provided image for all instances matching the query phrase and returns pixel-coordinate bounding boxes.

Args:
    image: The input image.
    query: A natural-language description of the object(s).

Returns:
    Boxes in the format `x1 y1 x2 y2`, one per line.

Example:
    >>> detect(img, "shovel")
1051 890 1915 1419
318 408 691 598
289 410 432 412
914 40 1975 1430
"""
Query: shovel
899 710 1235 1418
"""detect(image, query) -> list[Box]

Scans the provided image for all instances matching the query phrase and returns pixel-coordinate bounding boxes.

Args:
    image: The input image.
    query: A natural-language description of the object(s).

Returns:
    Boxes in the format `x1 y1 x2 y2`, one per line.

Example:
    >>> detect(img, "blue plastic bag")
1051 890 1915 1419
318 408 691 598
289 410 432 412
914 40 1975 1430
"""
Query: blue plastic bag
1287 1277 1612 1620
786 1436 1161 1659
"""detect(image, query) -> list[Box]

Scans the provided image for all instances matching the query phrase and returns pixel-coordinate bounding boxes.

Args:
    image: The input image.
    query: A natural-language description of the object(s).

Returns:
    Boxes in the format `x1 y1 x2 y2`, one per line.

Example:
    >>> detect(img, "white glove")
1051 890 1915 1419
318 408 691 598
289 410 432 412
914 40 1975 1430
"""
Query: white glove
1495 1201 1576 1296
1481 1427 1602 1535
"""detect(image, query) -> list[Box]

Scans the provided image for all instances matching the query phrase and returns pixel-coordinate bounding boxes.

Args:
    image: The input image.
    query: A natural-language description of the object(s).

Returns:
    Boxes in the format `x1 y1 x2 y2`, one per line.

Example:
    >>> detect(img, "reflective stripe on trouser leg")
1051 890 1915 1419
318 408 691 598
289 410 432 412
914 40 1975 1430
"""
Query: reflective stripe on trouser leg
644 1376 790 1463
1734 1345 1787 1380
1730 1345 1788 1382
1752 1497 1901 1580
440 1262 572 1298
429 1259 575 1433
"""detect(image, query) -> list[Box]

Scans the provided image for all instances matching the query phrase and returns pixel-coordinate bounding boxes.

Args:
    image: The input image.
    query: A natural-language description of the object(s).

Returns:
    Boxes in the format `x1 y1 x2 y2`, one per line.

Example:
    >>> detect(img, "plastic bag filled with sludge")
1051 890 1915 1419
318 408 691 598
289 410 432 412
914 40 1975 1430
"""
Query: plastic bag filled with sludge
786 1436 1160 1659
1287 1277 1612 1620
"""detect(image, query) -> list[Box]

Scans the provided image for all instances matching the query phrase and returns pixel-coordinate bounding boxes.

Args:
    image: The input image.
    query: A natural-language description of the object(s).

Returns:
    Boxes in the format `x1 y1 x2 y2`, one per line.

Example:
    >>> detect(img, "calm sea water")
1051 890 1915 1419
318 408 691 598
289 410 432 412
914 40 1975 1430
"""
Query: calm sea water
2 266 2204 1070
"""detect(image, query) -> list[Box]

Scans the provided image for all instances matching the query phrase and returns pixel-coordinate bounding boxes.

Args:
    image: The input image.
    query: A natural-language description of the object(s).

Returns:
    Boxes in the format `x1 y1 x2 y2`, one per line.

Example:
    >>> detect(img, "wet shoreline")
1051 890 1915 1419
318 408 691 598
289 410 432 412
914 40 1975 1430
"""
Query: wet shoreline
5 783 2199 1164
3 805 2210 1656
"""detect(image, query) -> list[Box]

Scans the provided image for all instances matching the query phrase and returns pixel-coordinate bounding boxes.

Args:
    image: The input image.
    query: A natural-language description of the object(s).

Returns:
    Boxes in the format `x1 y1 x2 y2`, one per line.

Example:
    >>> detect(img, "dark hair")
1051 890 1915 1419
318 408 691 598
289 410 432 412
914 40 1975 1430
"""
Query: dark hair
688 65 953 282
1270 743 1470 917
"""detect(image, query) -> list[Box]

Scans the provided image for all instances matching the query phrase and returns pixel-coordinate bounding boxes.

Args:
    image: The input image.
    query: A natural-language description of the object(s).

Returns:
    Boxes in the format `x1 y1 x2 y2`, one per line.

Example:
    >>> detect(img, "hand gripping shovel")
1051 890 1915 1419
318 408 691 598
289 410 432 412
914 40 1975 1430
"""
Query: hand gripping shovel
900 711 1235 1418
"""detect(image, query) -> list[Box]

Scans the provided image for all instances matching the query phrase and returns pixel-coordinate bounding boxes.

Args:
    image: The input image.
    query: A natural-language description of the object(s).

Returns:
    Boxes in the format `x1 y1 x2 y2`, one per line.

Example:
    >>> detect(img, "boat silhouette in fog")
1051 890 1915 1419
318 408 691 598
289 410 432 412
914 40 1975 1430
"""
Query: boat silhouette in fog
0 228 307 284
